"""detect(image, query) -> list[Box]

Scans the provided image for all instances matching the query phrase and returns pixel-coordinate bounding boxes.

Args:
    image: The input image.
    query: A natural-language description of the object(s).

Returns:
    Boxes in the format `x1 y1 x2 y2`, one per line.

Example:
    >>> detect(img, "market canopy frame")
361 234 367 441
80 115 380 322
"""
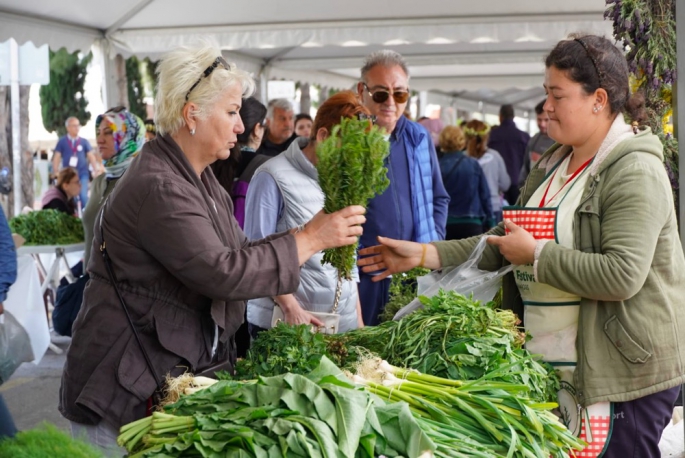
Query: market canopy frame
0 0 613 113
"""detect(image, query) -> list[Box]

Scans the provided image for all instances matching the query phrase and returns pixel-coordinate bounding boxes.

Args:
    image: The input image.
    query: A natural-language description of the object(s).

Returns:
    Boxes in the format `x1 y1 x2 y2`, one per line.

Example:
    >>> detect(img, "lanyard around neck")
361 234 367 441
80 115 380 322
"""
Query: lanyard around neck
538 156 593 208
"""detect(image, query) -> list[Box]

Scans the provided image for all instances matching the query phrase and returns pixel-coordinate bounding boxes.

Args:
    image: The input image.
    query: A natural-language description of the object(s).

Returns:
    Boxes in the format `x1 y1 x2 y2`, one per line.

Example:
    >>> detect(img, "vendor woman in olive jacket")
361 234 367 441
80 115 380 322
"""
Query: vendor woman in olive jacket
59 43 365 455
359 34 685 457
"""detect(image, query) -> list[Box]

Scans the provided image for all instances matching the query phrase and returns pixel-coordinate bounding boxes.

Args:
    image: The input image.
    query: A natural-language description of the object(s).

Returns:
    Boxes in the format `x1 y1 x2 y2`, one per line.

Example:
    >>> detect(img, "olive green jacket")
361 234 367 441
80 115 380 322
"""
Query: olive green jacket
434 126 685 406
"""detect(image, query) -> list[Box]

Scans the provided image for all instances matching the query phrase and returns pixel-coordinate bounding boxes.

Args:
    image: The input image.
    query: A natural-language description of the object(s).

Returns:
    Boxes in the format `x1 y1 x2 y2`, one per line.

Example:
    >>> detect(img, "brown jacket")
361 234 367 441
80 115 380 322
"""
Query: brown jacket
59 134 300 428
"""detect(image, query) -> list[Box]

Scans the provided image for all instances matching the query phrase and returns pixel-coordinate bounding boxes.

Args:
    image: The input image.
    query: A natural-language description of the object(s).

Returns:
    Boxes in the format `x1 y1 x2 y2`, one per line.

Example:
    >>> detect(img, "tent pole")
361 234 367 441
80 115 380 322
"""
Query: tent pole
676 0 685 442
10 39 21 216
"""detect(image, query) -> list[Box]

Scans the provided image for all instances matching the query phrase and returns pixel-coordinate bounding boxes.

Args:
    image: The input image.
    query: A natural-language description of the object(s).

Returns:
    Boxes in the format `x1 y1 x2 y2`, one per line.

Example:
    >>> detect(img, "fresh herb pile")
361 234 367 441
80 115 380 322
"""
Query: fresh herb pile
334 291 559 403
118 357 434 458
378 267 430 322
0 423 104 458
236 291 558 403
9 209 84 245
316 117 390 280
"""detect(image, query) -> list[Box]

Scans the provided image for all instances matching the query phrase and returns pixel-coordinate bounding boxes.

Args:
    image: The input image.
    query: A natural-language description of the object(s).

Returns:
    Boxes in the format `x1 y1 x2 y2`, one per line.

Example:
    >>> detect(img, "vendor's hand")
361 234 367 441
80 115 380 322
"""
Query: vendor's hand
295 206 366 263
358 236 436 281
0 303 3 315
486 219 537 265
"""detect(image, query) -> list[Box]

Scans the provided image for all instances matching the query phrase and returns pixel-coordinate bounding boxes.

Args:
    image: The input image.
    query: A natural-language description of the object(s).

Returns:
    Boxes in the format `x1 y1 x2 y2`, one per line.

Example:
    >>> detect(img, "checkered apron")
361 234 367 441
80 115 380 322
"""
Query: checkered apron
503 155 611 457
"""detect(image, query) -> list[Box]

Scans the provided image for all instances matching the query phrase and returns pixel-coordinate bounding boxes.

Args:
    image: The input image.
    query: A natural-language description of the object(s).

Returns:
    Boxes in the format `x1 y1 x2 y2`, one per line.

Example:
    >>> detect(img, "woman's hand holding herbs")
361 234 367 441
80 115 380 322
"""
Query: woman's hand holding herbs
358 236 441 281
486 219 537 265
294 206 366 265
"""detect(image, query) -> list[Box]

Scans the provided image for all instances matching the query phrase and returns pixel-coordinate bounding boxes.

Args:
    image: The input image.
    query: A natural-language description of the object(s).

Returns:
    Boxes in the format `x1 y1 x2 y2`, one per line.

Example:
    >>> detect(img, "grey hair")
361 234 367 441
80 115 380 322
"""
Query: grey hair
154 39 255 136
65 116 79 128
266 98 294 121
360 50 410 82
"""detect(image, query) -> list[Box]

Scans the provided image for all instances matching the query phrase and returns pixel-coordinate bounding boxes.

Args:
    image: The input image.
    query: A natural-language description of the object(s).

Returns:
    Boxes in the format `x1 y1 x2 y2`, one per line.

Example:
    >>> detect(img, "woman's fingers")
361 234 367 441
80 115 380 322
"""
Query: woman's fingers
358 245 381 256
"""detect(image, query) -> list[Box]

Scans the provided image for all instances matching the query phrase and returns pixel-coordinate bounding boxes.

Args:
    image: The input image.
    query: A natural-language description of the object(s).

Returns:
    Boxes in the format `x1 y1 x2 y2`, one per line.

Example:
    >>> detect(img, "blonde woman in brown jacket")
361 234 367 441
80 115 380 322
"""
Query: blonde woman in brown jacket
59 42 365 456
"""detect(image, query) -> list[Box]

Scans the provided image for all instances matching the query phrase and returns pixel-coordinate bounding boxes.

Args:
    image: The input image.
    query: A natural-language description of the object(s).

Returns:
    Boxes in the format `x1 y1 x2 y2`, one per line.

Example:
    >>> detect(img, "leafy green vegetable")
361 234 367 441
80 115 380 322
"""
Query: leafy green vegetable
118 357 435 458
379 267 430 322
316 117 390 280
0 423 104 458
9 209 84 245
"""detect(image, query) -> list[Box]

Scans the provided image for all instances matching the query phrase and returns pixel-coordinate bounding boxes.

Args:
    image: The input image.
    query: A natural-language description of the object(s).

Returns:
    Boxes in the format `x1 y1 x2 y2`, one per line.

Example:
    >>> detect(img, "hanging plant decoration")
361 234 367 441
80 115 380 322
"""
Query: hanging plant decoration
605 0 678 202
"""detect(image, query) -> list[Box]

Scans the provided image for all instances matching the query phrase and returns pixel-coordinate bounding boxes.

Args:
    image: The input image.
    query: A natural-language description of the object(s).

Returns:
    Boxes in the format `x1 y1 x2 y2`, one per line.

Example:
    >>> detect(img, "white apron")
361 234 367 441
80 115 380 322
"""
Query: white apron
503 154 612 457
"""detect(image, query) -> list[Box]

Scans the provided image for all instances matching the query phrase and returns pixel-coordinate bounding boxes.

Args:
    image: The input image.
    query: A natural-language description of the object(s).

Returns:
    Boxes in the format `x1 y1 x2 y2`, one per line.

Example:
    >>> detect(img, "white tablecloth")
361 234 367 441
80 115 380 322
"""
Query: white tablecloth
4 255 50 365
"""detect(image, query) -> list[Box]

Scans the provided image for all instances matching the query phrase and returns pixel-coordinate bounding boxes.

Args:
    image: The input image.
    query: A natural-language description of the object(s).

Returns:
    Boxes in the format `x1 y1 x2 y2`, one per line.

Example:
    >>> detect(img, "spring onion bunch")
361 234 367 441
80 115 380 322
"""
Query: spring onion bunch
354 359 586 458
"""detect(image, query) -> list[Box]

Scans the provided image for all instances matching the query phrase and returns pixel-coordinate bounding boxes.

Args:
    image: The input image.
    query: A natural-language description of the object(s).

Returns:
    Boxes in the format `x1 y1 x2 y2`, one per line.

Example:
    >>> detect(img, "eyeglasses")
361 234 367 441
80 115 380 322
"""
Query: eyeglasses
362 83 410 104
357 112 377 125
185 56 231 102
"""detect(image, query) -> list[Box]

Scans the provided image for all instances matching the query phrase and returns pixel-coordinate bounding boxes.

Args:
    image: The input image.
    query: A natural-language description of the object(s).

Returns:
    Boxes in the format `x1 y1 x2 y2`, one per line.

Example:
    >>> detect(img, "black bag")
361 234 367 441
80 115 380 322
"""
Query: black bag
53 274 89 337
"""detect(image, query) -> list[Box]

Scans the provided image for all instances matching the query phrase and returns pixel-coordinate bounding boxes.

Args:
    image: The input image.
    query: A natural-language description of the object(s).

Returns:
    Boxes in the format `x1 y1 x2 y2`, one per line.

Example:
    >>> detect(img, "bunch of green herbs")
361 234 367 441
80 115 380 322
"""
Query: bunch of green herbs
378 267 430 322
9 209 84 245
0 423 104 458
316 117 389 280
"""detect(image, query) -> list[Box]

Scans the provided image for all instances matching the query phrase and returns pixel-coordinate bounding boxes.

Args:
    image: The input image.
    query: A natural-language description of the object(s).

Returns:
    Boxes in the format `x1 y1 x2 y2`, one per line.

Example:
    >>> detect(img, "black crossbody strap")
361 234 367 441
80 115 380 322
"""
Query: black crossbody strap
98 206 164 402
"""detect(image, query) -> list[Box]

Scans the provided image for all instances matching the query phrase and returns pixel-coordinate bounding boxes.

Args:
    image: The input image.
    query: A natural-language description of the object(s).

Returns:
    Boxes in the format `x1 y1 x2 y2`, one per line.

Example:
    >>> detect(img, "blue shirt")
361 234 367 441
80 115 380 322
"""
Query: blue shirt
54 135 92 176
359 115 449 252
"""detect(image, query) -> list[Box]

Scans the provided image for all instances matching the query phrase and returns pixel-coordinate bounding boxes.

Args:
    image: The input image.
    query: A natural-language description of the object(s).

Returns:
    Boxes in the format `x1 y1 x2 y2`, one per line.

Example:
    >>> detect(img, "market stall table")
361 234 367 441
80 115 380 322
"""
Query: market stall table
16 243 85 354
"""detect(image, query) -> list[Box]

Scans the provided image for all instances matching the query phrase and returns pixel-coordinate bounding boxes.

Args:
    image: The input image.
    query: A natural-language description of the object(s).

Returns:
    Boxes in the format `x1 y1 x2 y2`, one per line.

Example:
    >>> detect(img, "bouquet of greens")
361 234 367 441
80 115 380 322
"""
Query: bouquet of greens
316 117 390 280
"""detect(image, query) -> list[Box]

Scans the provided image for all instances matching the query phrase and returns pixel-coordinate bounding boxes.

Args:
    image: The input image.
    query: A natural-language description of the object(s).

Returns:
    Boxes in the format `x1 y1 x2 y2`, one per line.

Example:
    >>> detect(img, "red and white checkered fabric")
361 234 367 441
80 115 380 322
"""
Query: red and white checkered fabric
502 208 557 240
572 415 611 458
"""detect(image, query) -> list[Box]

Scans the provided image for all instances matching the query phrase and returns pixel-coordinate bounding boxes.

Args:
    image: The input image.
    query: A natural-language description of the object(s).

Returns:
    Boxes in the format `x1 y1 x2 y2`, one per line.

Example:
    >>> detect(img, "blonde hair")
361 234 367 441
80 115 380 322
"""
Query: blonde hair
154 40 255 136
439 125 466 152
464 120 490 159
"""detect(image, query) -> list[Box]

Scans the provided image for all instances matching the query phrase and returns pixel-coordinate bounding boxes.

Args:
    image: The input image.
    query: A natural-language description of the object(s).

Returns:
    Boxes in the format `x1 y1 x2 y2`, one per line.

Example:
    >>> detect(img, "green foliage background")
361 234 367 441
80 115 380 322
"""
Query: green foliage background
39 48 92 137
125 56 146 120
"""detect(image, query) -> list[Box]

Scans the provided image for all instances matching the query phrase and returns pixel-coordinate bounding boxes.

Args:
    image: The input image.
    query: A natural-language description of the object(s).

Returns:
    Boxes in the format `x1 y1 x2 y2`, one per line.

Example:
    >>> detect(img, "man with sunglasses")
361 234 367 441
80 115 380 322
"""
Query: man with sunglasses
356 50 449 326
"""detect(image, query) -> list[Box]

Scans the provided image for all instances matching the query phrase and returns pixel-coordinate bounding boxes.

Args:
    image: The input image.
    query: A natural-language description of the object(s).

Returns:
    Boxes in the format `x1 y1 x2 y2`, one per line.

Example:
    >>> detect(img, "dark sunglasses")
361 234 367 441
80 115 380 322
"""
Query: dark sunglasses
357 112 377 125
362 83 410 104
185 56 231 102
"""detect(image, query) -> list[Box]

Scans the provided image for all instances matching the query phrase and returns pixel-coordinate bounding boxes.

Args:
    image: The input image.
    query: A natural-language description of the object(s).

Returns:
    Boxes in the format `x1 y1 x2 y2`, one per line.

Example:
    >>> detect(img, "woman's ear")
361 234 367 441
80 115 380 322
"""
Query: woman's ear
595 88 609 112
183 103 197 132
315 127 329 142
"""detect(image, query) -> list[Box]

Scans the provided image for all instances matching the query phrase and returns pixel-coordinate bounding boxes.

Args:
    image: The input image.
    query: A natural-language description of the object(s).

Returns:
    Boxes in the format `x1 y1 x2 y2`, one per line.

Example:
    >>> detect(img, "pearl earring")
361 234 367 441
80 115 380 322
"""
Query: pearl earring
593 106 599 113
190 128 195 136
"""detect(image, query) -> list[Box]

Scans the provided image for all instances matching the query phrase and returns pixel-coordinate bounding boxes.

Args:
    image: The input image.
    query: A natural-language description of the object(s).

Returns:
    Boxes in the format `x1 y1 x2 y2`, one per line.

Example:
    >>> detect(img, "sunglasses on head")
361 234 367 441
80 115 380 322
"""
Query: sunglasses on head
362 83 410 104
185 56 232 102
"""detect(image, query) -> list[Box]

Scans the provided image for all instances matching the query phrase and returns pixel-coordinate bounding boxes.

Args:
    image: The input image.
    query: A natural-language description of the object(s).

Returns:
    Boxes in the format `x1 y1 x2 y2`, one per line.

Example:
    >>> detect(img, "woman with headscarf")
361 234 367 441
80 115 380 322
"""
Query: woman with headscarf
59 42 364 456
82 107 145 270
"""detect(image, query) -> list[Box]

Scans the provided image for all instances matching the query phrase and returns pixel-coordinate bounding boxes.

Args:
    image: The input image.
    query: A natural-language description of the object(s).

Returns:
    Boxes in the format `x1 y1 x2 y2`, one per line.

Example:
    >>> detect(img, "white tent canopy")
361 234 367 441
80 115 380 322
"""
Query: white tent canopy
0 0 612 113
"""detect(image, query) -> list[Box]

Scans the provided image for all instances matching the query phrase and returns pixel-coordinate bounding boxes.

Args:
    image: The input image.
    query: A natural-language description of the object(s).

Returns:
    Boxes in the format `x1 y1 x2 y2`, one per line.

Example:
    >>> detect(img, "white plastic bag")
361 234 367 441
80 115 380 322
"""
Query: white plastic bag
394 236 514 320
0 310 34 384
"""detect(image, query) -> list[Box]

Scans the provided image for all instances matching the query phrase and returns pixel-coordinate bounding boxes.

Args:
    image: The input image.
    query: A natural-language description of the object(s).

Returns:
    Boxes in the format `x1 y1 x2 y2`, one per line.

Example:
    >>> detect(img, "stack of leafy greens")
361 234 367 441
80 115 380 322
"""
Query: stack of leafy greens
118 357 434 458
316 117 390 280
9 209 84 245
